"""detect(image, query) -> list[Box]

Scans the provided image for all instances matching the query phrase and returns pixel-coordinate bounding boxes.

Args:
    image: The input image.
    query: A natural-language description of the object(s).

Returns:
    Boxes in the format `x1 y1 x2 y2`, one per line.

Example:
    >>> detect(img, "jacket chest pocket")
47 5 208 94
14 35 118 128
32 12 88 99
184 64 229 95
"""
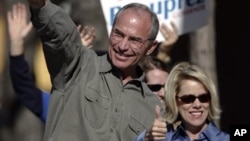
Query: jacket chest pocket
128 115 146 135
84 88 111 129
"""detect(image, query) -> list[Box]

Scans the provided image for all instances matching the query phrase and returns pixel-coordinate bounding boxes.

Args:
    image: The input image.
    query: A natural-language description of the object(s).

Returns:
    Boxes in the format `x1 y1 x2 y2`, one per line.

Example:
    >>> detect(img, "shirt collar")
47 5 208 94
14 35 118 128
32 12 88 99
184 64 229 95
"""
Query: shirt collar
202 122 222 141
99 54 112 72
174 121 221 141
98 54 146 97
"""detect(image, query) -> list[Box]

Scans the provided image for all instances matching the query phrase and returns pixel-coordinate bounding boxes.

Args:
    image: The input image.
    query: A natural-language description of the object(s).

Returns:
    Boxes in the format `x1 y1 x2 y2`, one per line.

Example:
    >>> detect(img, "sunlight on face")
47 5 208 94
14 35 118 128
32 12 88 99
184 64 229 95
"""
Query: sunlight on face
177 79 209 130
108 9 154 71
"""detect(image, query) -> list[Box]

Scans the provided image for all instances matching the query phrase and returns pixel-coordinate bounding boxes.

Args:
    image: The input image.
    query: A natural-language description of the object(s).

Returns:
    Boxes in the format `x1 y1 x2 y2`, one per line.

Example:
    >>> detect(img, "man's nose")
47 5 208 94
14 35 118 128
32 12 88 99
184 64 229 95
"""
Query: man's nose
118 38 130 50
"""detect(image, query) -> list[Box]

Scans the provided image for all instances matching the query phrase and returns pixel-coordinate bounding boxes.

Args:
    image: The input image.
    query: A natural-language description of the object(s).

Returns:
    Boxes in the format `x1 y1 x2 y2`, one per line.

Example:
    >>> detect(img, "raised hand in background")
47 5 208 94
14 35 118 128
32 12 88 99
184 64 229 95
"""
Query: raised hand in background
7 2 96 122
157 22 178 63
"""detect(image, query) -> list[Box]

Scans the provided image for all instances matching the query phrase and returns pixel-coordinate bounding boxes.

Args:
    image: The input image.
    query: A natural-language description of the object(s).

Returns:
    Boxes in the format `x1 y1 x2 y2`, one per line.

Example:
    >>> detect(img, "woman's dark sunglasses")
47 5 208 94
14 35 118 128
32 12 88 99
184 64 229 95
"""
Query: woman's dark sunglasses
147 84 165 92
176 93 211 103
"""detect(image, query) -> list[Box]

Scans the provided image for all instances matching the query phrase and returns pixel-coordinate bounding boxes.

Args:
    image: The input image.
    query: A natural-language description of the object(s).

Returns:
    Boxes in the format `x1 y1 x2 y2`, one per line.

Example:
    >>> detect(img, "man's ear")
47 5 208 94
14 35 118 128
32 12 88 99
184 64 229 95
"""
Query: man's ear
146 40 159 55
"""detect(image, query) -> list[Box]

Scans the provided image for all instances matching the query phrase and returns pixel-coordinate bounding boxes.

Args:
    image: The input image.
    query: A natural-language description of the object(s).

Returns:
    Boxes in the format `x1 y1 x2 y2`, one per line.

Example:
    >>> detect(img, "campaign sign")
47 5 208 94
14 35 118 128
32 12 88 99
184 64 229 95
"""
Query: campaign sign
100 0 210 41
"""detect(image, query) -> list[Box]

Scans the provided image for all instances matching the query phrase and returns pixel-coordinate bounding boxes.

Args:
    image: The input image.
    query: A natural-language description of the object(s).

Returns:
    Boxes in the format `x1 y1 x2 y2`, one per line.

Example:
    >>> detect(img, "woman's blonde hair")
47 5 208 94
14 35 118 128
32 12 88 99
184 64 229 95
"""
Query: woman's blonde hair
164 62 221 123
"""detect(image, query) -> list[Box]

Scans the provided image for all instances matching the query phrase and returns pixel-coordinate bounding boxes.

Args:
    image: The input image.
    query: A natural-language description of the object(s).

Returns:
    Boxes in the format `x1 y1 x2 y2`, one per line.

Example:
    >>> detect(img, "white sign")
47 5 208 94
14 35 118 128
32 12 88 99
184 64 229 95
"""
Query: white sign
100 0 209 41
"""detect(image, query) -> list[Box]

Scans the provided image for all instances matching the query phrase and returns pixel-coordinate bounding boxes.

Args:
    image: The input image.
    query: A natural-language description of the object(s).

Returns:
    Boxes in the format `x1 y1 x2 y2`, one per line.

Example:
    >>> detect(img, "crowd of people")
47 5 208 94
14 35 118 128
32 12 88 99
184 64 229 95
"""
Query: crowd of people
2 0 229 141
7 3 96 123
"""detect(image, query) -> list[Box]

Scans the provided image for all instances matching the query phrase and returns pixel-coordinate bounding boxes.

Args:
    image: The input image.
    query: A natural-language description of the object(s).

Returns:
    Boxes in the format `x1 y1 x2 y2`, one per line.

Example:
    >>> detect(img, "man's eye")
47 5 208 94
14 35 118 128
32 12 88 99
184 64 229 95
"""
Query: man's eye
130 38 142 43
116 33 124 38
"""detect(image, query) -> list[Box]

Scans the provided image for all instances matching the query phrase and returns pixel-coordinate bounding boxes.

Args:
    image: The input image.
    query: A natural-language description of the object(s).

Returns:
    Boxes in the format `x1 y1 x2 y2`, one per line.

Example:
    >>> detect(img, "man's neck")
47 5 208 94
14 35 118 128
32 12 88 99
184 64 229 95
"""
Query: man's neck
120 68 138 85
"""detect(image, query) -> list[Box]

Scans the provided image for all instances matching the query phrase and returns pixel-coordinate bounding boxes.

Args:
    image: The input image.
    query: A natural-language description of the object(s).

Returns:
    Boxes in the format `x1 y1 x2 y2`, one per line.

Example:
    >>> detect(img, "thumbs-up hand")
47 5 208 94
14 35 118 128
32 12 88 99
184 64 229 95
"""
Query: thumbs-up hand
145 105 167 140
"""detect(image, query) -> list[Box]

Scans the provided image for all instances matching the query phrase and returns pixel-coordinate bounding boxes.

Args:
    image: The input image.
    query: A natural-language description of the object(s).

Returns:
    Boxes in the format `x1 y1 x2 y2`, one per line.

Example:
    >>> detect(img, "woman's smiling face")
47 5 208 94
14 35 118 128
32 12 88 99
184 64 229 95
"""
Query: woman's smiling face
176 79 210 130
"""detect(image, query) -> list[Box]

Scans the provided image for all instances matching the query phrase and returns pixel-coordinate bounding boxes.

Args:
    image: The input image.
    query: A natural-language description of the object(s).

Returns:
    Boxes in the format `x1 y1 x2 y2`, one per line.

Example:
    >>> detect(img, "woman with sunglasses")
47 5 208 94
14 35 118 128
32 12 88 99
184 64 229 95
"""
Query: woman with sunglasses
136 62 229 141
140 56 171 106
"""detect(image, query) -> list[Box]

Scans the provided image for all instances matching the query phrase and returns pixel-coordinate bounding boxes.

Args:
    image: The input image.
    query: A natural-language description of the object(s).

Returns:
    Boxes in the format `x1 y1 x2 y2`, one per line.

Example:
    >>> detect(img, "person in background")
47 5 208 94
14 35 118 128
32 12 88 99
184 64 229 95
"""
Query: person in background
140 56 171 106
141 20 178 105
136 62 230 141
136 56 171 141
7 3 95 123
